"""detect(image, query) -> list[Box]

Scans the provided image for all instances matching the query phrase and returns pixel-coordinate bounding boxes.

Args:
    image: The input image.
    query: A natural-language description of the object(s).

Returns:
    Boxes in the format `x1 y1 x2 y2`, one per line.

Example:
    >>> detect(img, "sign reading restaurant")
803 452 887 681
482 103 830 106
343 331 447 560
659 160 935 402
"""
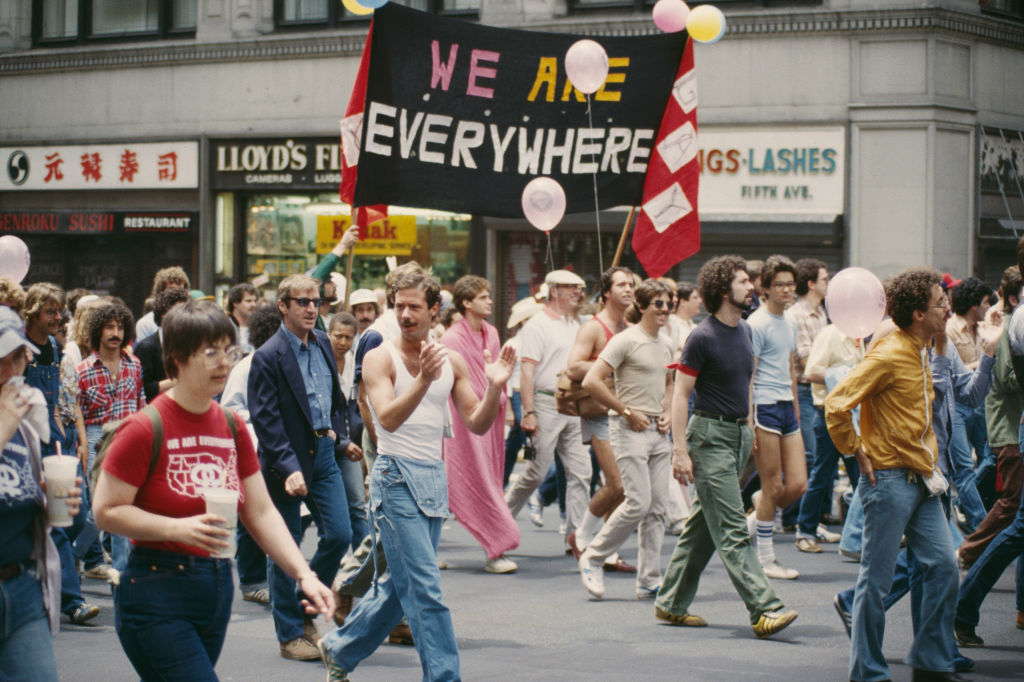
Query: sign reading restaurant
1 142 198 190
0 211 198 234
211 137 342 190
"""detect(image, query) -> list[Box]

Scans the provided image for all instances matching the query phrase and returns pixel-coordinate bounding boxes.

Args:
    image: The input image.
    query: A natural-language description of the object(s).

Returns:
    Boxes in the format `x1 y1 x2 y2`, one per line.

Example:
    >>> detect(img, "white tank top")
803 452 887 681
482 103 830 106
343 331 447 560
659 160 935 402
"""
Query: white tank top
370 340 454 463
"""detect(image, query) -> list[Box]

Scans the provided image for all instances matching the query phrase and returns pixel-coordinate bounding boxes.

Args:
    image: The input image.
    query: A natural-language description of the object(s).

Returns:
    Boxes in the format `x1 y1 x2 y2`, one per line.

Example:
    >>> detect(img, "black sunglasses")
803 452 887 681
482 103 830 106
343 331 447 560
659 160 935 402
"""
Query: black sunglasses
287 297 324 308
651 300 671 310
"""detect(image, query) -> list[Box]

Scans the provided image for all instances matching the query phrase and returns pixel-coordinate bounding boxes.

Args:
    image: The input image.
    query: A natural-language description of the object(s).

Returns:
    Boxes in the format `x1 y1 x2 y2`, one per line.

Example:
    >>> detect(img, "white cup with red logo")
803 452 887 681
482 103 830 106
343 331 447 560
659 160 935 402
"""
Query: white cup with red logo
202 488 239 559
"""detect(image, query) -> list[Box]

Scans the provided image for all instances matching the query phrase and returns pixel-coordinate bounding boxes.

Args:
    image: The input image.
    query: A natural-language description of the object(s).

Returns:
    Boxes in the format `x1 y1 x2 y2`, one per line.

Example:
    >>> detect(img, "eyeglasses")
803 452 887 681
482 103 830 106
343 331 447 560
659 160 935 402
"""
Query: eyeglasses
930 298 950 310
772 281 797 289
287 297 324 308
199 346 244 367
651 300 671 310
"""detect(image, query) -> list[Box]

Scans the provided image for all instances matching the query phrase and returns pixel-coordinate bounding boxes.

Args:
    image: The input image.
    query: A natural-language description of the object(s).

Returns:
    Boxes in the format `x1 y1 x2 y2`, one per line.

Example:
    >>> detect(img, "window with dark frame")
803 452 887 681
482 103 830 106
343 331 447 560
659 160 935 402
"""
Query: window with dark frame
33 0 197 45
981 0 1024 22
276 0 479 29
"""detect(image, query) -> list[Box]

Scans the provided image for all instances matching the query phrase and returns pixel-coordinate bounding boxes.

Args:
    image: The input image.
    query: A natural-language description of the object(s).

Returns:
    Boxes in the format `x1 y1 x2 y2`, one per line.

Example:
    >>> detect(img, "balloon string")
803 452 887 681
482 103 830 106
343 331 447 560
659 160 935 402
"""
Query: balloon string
587 95 604 274
545 231 554 272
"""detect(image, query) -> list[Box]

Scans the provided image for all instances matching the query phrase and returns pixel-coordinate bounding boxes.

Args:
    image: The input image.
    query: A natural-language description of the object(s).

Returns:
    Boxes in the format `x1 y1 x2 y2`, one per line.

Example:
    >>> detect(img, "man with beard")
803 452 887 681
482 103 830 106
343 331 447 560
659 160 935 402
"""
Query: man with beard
504 269 594 555
248 275 352 661
226 283 259 353
656 255 798 638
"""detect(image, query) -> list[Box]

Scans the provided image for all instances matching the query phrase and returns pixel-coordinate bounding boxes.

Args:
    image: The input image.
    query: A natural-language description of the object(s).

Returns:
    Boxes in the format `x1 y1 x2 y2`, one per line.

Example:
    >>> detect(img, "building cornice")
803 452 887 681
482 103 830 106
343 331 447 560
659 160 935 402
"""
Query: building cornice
1 6 1021 75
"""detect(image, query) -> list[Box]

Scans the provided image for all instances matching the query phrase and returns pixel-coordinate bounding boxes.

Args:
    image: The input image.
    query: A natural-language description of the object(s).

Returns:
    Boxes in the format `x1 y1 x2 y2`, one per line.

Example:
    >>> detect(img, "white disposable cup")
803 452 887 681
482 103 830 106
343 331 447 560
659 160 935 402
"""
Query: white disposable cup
42 455 78 527
203 488 239 559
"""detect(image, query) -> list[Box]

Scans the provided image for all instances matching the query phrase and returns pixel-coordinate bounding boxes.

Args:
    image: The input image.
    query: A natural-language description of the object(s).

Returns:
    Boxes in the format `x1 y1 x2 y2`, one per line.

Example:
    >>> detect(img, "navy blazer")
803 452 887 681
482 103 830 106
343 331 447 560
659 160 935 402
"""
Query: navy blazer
247 325 350 495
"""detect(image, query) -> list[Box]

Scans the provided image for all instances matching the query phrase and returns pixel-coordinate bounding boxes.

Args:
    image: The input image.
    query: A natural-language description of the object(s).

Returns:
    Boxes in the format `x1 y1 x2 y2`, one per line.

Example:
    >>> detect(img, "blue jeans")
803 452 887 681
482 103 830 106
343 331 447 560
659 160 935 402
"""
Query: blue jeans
949 403 987 531
798 406 845 538
53 458 87 613
235 522 266 590
503 390 523 487
269 434 351 643
840 485 864 555
784 383 817 527
324 456 460 681
337 453 369 552
850 469 957 681
115 548 233 680
0 565 59 681
83 424 132 572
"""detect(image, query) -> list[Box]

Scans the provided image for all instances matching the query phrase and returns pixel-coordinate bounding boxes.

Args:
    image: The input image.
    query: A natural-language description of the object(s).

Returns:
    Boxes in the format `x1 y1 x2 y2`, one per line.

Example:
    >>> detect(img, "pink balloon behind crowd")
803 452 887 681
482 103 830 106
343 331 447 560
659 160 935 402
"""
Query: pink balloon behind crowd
521 177 566 232
653 0 690 33
0 236 30 284
564 39 609 95
825 267 886 339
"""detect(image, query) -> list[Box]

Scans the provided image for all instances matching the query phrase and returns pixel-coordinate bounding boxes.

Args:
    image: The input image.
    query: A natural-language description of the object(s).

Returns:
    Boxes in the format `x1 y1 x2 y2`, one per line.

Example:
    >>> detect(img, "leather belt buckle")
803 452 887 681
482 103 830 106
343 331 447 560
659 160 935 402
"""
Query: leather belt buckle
313 428 330 438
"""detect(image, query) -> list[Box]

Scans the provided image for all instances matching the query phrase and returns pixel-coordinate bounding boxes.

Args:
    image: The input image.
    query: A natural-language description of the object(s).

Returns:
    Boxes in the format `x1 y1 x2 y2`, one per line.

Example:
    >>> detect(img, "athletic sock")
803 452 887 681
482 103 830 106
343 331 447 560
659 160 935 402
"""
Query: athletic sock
756 520 775 563
578 510 603 548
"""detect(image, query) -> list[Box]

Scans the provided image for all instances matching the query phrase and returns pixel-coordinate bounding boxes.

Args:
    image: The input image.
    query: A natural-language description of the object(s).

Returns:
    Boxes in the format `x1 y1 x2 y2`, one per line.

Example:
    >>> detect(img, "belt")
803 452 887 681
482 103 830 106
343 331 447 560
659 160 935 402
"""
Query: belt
313 428 332 438
693 410 747 425
0 560 29 582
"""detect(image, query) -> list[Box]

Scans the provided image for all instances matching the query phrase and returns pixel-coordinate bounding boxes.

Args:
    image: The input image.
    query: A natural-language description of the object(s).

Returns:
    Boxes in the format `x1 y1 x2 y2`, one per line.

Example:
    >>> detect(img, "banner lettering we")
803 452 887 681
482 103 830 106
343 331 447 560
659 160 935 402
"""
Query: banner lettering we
342 4 700 276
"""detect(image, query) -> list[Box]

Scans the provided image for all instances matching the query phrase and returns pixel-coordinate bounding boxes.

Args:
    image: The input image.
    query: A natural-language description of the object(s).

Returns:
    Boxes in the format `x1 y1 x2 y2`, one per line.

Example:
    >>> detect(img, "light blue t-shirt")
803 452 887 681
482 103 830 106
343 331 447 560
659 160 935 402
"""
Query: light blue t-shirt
749 305 797 404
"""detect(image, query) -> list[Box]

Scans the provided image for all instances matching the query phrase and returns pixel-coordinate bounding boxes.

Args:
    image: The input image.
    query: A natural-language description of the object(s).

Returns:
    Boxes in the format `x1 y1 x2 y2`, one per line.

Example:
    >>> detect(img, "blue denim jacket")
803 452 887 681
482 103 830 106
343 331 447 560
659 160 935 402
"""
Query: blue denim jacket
930 343 994 474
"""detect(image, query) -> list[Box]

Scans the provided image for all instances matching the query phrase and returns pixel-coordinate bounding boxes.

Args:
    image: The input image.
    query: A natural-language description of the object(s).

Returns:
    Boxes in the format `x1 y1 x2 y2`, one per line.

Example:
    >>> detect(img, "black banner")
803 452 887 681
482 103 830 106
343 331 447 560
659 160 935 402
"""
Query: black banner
352 4 686 217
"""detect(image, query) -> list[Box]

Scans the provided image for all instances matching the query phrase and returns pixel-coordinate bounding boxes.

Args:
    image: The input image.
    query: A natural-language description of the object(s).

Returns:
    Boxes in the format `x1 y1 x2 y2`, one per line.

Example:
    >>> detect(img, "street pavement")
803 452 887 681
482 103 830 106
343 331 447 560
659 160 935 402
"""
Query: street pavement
56 504 1022 681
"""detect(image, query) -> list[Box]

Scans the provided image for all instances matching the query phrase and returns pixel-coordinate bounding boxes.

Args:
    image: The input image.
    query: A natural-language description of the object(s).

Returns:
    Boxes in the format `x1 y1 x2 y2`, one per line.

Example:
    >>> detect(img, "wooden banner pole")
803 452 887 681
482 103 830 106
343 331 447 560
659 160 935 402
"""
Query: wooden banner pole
611 207 637 268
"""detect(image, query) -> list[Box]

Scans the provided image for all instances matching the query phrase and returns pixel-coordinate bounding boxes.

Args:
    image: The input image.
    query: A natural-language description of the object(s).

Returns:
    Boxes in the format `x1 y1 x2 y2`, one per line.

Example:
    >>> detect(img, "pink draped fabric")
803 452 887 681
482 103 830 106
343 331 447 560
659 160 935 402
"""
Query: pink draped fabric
441 318 520 559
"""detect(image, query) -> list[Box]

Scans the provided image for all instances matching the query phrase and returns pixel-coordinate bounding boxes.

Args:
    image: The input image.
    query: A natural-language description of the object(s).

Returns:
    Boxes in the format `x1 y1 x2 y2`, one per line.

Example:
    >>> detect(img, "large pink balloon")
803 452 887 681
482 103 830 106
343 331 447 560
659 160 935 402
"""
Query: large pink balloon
653 0 690 33
521 177 566 232
825 267 886 339
0 236 30 284
564 39 609 95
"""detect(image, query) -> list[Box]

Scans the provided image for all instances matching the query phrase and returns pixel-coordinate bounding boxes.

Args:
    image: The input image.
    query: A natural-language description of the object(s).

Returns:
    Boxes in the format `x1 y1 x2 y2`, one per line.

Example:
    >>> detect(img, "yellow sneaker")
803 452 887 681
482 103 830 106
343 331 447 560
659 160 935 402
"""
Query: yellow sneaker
752 608 798 638
654 606 708 627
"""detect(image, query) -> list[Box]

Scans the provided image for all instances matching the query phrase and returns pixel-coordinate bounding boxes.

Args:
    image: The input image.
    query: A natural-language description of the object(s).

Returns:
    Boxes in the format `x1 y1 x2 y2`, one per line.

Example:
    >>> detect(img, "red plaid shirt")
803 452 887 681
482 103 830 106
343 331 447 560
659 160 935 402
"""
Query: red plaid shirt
77 350 146 425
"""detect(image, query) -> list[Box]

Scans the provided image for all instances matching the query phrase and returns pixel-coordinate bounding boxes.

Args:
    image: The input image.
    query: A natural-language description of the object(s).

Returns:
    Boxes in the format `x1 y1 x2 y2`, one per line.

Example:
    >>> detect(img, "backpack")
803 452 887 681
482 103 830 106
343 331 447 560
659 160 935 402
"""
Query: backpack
88 404 238 493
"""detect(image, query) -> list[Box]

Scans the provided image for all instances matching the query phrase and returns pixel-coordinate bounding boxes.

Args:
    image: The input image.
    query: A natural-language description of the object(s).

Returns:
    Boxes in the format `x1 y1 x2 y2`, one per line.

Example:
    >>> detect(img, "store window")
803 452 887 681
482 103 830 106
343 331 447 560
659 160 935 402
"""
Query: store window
276 0 478 28
242 192 473 294
34 0 197 44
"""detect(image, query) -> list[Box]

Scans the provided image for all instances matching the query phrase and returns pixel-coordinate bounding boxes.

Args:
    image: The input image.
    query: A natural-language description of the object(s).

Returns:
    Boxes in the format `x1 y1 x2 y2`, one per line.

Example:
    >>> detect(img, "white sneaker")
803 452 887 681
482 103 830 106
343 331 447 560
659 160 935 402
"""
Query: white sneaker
528 492 544 527
578 550 605 599
484 555 518 574
746 511 757 540
760 558 799 580
750 489 762 513
816 524 841 543
669 518 687 536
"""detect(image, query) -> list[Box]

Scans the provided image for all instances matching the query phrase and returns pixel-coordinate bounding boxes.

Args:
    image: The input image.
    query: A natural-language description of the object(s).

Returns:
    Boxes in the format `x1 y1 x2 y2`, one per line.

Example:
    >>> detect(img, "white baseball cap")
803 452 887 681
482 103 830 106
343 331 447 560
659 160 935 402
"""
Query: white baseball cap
348 289 378 307
544 269 586 287
0 306 38 359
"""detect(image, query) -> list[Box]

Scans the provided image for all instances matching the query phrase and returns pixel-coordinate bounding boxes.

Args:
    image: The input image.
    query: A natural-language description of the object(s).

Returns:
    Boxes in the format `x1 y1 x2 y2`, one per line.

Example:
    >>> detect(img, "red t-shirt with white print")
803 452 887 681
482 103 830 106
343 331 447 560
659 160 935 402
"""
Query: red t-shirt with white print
102 393 260 557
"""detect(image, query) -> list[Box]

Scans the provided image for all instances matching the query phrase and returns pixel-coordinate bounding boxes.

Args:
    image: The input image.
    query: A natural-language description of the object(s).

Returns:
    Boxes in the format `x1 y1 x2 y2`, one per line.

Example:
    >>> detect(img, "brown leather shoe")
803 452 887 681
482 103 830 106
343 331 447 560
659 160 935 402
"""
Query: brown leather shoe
280 636 320 661
302 618 320 644
333 593 353 627
566 532 583 561
1017 610 1024 630
388 621 414 646
604 557 636 573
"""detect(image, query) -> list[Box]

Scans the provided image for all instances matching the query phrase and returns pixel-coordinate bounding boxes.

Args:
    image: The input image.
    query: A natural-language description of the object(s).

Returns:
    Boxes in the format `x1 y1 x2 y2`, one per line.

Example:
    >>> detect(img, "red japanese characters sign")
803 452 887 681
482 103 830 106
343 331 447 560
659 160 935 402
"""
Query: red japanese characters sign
1 143 198 191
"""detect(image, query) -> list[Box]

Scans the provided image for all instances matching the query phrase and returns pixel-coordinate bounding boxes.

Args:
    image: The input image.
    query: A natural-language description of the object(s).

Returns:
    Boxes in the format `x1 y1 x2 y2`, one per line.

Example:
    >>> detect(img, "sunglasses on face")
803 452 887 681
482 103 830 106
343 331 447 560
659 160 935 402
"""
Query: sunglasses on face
287 297 324 308
650 300 671 310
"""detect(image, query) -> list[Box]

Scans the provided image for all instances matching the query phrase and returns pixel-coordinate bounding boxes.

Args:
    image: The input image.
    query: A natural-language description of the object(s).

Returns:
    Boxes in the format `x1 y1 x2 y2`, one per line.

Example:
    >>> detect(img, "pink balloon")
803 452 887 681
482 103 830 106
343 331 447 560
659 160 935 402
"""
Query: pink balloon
521 177 566 232
564 39 609 95
825 267 886 339
0 236 30 284
653 0 690 33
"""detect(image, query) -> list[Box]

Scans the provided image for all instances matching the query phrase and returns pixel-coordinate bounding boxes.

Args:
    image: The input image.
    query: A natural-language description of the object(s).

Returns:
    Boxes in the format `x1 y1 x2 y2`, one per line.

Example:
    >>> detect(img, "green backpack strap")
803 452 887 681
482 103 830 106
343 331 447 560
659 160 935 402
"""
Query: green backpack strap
141 404 164 479
220 406 238 441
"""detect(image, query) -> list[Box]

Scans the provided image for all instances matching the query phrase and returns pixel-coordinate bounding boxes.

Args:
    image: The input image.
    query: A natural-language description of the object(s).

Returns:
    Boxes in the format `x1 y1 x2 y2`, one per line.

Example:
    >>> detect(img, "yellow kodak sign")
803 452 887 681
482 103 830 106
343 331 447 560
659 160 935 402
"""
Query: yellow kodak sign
316 215 417 256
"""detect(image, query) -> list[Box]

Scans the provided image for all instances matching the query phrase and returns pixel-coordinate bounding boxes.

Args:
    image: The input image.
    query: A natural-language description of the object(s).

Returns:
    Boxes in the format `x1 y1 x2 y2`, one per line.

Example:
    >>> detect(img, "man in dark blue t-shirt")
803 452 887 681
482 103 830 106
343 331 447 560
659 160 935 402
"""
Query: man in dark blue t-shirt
654 255 798 639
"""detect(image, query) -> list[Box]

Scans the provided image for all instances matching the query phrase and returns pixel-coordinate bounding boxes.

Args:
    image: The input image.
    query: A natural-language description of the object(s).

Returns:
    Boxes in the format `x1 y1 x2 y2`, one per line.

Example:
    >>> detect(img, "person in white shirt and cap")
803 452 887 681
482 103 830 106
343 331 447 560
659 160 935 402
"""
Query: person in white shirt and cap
505 269 594 557
347 289 380 350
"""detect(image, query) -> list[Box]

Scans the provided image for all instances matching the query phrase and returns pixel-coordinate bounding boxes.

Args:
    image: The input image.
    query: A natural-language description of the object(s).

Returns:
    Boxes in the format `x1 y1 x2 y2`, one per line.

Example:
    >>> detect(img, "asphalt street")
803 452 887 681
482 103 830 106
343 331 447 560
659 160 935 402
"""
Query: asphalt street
55 499 1023 681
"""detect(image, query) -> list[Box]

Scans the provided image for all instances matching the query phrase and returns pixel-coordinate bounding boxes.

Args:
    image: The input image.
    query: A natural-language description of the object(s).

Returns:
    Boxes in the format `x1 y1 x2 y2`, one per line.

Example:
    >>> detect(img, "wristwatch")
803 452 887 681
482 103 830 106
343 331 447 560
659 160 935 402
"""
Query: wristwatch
621 407 632 418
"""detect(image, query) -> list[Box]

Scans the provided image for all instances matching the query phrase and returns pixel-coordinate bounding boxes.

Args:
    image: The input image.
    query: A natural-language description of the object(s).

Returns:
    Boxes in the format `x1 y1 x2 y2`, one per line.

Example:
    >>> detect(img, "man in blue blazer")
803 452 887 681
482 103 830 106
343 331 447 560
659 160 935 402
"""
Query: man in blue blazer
248 274 353 662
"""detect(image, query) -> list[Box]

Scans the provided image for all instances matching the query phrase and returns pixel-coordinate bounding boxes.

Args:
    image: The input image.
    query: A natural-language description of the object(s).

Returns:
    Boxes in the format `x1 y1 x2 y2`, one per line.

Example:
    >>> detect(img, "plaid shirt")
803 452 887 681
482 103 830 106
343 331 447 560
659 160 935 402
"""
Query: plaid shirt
77 350 146 425
784 297 828 383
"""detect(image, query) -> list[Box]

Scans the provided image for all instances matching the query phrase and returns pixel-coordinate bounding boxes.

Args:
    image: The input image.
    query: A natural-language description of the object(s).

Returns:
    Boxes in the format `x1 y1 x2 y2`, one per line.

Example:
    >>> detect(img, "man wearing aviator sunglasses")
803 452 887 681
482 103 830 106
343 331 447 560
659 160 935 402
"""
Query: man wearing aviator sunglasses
248 274 354 662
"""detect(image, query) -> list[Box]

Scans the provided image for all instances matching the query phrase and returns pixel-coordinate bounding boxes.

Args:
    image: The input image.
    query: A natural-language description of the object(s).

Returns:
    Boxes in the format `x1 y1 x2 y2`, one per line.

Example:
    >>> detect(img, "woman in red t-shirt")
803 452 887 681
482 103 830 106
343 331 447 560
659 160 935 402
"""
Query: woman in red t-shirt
93 301 335 680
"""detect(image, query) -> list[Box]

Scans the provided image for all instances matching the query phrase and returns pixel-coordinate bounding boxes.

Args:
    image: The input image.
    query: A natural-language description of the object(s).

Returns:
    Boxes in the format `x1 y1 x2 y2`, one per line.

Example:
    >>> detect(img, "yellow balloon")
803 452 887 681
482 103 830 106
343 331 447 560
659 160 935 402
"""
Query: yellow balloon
686 5 725 44
342 0 374 16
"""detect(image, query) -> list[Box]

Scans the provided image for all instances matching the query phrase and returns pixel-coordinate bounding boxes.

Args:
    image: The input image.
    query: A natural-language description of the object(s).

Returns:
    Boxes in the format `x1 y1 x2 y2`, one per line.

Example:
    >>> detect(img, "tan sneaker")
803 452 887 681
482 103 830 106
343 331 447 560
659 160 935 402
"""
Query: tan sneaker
654 606 708 627
83 564 117 581
795 537 822 554
752 608 798 638
761 558 799 580
280 636 321 661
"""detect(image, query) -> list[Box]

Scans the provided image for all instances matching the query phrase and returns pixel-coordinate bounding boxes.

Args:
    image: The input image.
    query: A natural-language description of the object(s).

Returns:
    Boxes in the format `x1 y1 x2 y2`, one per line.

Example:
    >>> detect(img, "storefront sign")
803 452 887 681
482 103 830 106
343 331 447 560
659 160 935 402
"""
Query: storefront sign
696 127 845 220
0 211 198 234
211 138 342 190
316 214 416 256
1 143 198 191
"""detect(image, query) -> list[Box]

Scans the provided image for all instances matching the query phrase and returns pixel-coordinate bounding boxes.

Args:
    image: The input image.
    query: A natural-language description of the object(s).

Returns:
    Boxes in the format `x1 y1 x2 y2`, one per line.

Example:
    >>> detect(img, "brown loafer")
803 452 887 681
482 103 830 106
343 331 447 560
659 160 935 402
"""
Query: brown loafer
388 621 414 646
604 557 636 573
333 593 353 627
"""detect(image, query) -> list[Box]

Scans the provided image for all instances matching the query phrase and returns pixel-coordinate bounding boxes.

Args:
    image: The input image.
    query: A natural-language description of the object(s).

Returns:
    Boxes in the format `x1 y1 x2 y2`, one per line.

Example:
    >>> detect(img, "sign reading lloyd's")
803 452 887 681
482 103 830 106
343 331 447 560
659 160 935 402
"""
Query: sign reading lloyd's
212 138 343 190
696 127 845 219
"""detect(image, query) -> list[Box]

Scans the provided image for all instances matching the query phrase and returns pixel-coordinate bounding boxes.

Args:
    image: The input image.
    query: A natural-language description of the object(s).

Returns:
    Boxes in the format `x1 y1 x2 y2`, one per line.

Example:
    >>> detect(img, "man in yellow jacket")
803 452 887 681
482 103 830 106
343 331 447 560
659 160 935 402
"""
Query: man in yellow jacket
826 267 961 682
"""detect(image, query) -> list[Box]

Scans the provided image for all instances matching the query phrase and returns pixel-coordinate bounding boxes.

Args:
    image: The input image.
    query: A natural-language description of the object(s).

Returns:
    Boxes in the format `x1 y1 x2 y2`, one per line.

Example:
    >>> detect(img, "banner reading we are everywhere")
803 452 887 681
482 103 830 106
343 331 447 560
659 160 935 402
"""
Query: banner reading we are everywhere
342 4 701 276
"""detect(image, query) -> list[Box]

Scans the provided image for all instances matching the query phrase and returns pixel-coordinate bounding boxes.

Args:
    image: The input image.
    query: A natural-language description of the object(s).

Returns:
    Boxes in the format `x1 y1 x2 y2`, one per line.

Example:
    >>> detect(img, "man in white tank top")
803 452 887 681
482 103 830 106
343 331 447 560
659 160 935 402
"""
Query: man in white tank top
317 265 515 682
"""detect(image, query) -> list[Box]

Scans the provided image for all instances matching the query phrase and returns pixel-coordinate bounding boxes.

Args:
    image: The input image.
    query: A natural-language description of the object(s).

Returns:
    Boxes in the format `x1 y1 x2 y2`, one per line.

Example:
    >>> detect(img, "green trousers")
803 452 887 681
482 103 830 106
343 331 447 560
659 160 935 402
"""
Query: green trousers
656 415 785 624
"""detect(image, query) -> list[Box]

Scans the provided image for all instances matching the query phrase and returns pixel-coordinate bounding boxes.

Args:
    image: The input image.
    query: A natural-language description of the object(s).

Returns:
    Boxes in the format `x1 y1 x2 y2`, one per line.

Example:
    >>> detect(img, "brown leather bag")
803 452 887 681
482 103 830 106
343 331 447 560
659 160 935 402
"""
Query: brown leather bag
554 371 614 419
